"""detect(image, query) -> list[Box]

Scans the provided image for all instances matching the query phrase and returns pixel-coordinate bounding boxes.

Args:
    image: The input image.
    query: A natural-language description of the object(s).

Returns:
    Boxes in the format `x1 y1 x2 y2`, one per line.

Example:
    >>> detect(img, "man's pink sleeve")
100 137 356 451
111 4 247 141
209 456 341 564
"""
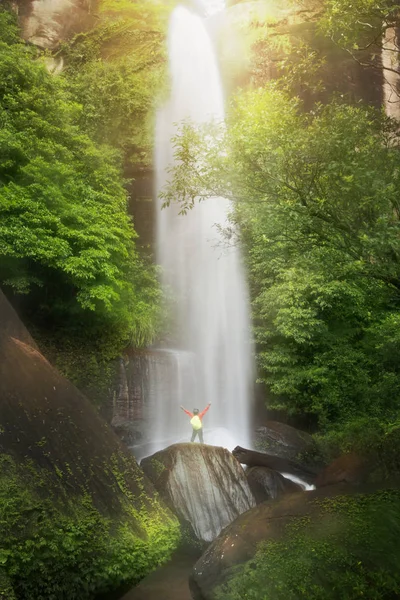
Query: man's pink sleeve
182 408 193 417
199 404 210 419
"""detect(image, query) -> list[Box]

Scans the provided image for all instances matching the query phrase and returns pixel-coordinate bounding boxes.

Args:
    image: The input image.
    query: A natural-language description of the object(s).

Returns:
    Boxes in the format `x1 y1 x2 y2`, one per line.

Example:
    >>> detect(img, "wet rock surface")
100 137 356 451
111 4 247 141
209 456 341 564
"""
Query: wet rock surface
189 483 393 600
233 445 318 486
316 452 369 487
141 443 256 542
0 289 164 510
0 289 181 596
254 420 314 461
111 415 144 447
121 549 200 600
246 466 302 503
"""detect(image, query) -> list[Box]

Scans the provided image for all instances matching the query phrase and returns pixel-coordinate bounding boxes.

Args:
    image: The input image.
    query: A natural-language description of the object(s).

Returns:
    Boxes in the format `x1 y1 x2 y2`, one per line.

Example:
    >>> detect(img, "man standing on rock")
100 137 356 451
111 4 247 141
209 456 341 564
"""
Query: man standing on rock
180 403 211 443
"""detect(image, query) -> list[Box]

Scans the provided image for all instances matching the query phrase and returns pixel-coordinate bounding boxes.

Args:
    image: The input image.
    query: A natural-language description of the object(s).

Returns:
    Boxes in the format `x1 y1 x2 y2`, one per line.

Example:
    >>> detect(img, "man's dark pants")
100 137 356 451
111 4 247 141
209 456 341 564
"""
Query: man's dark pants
190 428 204 443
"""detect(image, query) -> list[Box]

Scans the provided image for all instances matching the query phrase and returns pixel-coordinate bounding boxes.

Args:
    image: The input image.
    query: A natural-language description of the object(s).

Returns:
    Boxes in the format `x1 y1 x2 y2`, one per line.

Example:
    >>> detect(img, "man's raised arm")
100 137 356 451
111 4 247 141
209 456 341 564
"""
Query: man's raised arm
199 403 211 418
180 405 193 417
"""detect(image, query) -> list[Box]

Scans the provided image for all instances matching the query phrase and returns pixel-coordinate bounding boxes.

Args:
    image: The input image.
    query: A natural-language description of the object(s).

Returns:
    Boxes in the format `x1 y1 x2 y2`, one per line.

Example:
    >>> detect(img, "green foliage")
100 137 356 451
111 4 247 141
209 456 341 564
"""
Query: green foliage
151 458 167 477
320 0 393 48
32 328 121 406
310 418 400 474
232 93 400 426
0 10 19 45
0 7 162 356
0 454 180 600
250 27 326 99
309 0 400 103
215 490 400 600
61 0 171 165
161 87 400 426
66 58 161 163
0 569 16 600
30 259 162 404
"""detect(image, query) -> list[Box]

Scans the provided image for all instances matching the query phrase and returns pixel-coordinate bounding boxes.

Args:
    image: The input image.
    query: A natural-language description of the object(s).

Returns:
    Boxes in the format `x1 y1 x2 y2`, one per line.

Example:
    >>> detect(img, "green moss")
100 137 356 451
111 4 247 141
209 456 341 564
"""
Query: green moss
0 454 180 600
150 458 167 478
306 419 400 480
32 329 121 409
215 490 400 600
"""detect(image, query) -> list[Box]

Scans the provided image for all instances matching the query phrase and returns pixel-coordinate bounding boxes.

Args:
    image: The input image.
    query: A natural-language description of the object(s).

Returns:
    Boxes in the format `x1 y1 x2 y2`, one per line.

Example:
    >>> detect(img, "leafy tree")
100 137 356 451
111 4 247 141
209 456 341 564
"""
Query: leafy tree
318 0 400 110
320 0 395 50
61 0 172 166
0 9 160 351
160 87 400 426
240 0 387 115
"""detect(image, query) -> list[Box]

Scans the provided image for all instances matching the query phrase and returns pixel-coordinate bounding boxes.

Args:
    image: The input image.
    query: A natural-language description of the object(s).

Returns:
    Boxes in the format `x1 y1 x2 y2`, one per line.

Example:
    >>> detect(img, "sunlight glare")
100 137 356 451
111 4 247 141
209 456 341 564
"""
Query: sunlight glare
202 0 225 16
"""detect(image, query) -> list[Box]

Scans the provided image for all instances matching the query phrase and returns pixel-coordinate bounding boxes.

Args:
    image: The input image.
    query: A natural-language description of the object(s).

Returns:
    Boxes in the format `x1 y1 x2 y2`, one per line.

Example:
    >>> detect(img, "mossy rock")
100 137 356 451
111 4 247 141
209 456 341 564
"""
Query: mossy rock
0 453 181 599
191 483 400 600
0 290 181 599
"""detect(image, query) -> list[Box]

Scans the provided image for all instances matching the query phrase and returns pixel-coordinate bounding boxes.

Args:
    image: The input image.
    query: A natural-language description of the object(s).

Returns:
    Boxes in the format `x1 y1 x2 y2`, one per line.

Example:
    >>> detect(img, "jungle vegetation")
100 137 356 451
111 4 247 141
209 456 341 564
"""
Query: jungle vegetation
1 0 400 447
2 1 400 598
160 0 400 456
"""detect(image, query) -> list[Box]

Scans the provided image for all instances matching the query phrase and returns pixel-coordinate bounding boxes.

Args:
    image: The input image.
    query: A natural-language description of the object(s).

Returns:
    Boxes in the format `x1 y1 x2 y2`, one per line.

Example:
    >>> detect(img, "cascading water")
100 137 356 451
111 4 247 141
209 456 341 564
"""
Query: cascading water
154 1 254 453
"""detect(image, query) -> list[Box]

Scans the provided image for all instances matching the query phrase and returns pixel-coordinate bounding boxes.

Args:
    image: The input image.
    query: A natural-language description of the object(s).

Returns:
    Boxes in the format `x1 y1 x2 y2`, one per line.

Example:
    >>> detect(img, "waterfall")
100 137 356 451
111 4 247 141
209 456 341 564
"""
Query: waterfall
153 2 254 453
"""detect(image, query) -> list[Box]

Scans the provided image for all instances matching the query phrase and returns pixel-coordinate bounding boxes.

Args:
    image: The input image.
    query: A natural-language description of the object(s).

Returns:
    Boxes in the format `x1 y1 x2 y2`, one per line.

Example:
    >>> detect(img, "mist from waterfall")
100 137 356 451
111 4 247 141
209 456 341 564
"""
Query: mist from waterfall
154 3 254 453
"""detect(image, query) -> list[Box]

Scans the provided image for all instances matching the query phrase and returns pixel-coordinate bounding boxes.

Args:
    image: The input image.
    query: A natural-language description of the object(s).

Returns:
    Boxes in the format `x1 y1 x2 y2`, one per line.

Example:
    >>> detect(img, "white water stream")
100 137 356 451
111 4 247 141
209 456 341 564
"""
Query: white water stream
153 2 254 453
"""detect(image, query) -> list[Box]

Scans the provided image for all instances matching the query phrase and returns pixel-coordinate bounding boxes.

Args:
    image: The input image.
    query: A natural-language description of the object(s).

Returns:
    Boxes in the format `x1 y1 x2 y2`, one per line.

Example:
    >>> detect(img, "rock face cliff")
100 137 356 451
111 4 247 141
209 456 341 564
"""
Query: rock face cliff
15 0 95 49
0 289 180 600
141 443 256 542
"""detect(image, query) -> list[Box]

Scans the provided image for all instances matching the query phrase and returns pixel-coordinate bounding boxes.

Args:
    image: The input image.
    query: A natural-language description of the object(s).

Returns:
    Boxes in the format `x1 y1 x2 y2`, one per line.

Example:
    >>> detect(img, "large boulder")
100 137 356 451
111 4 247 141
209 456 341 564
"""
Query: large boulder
254 420 314 461
121 548 201 600
190 482 400 600
315 429 400 489
246 466 302 503
141 443 256 542
316 452 369 487
0 290 180 599
111 415 144 446
232 446 318 486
